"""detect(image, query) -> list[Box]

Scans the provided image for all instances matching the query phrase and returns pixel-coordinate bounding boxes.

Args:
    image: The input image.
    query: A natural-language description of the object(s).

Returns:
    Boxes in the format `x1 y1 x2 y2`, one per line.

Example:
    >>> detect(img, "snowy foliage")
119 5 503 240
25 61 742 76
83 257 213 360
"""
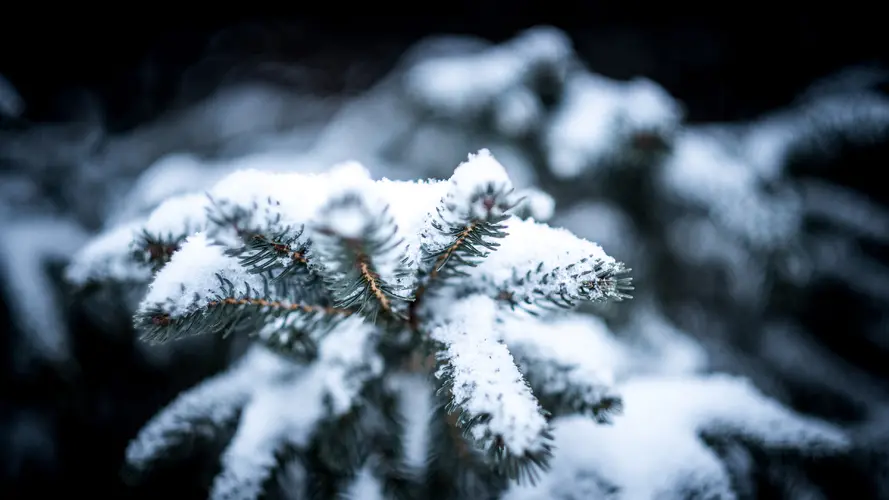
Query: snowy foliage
4 21 883 498
68 146 855 499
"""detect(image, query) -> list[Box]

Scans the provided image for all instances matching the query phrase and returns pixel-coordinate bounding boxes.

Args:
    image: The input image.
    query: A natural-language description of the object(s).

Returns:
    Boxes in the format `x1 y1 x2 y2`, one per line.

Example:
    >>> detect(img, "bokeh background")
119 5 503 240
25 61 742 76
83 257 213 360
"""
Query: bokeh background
2 8 888 498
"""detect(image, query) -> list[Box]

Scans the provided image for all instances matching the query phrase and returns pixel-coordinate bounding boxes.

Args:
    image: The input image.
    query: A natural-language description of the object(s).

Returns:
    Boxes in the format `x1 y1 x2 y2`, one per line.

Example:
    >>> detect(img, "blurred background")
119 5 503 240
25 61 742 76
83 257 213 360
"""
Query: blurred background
2 7 888 498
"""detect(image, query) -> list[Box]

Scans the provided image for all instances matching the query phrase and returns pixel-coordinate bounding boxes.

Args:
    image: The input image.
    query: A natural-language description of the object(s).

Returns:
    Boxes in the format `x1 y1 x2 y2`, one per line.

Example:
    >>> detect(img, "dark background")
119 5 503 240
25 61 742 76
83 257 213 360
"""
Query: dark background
2 8 887 128
2 6 888 498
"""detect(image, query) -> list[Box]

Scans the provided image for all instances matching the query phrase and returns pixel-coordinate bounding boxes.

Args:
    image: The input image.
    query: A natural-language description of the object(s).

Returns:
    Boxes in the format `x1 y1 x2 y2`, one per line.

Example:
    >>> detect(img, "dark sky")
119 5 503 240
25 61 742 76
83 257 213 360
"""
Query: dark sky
1 7 887 126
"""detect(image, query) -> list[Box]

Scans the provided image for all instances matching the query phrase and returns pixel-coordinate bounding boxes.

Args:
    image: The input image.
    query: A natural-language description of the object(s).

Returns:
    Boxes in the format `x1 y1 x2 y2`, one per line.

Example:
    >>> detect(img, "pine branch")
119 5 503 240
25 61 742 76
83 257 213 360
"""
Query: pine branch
132 228 183 269
431 296 554 484
123 347 292 483
137 286 352 344
134 233 350 345
467 217 633 314
510 341 623 422
500 256 634 314
132 192 211 269
411 150 518 329
66 220 154 289
313 192 413 322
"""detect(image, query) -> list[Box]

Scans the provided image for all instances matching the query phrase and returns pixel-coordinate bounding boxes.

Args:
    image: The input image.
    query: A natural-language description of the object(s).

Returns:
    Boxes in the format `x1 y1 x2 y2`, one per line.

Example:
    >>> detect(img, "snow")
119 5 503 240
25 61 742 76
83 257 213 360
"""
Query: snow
311 181 412 293
66 220 153 286
126 346 293 471
502 314 624 412
505 374 849 500
315 317 383 413
405 46 527 119
447 149 515 219
545 72 682 179
108 153 219 224
469 216 622 303
0 218 88 366
341 465 385 500
389 374 434 472
404 26 571 127
140 192 211 239
139 232 264 318
514 187 556 222
659 128 802 249
420 149 517 254
432 295 550 457
130 317 380 499
211 321 380 499
801 179 889 245
375 177 449 268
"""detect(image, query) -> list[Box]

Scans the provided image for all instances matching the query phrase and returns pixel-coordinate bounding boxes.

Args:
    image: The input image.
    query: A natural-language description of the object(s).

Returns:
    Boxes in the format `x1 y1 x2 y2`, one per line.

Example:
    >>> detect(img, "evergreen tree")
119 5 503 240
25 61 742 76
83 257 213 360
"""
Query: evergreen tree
69 150 849 499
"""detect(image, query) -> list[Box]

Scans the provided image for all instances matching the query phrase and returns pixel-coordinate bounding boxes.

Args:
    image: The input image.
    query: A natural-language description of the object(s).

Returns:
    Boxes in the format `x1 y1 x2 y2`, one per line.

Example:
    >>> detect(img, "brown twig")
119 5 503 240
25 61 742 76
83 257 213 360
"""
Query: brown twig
151 298 352 326
408 221 481 331
358 257 391 312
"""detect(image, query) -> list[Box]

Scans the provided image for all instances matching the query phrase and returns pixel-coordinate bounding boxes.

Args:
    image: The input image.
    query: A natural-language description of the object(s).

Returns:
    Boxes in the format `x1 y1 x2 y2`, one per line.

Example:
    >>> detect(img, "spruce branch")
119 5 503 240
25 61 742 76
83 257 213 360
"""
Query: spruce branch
313 191 413 322
431 296 554 484
411 149 518 328
502 315 624 422
134 233 349 345
137 282 352 344
466 217 634 314
123 347 293 483
74 149 640 499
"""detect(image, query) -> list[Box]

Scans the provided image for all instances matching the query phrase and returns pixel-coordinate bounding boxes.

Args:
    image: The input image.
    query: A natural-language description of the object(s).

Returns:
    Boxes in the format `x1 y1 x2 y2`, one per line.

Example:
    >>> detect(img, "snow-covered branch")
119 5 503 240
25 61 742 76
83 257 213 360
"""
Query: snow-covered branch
432 295 553 482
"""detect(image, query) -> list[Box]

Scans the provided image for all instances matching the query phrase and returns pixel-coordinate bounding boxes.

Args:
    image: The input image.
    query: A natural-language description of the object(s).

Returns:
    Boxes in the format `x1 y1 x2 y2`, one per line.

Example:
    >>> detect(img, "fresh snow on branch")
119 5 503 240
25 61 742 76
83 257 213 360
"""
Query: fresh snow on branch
139 233 265 321
545 72 683 179
432 295 551 465
505 375 849 500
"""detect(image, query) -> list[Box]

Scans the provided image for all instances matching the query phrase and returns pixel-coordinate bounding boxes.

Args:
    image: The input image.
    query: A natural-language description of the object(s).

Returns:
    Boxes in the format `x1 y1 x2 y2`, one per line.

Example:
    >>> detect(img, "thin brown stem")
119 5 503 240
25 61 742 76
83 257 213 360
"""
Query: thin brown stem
408 221 481 331
358 257 391 312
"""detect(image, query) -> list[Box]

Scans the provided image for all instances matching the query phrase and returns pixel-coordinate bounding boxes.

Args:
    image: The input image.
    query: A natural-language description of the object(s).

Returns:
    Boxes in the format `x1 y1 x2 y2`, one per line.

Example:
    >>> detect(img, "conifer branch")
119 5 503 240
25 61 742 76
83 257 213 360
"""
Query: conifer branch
132 229 182 269
137 294 352 344
314 192 413 322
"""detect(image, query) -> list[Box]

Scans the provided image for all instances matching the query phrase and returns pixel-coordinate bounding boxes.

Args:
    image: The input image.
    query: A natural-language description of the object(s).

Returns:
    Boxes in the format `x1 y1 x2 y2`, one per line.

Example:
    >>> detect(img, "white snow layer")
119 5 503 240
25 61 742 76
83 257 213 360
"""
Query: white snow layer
420 149 517 256
432 295 550 457
502 314 623 410
469 216 620 302
545 72 683 179
139 232 264 318
405 26 571 125
66 219 153 286
505 375 849 500
211 321 381 500
0 218 87 365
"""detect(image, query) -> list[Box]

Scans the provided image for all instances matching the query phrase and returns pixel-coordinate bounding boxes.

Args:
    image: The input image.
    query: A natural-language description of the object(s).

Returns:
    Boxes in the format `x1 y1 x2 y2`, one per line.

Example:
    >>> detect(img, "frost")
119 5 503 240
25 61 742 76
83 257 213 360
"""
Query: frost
505 375 849 500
